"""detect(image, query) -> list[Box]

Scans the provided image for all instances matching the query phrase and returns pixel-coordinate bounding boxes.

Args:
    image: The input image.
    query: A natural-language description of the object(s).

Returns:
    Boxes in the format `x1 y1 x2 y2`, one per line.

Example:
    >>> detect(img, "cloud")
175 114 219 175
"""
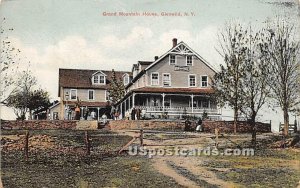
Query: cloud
100 26 153 49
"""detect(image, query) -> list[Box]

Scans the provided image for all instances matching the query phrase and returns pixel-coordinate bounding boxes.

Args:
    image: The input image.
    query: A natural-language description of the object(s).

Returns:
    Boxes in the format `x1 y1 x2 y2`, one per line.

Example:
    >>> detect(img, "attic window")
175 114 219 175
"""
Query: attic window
169 55 176 65
123 74 129 85
186 56 193 66
93 74 105 85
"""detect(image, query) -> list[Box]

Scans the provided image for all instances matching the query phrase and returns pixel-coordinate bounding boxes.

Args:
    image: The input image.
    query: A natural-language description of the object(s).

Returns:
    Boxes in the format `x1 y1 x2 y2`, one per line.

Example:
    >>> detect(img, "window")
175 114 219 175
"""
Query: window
70 89 77 100
201 76 208 87
189 75 196 87
93 76 99 83
202 100 209 108
163 73 171 87
152 98 159 106
92 74 106 85
99 75 105 84
151 72 159 86
186 56 193 66
106 91 110 101
169 55 176 65
123 74 129 85
164 98 171 107
88 90 94 100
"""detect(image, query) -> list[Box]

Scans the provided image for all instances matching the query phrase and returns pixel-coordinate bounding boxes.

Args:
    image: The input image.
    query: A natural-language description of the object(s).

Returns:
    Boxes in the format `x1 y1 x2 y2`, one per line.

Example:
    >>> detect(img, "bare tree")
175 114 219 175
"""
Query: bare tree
240 27 272 145
0 18 21 103
213 23 248 134
261 20 300 136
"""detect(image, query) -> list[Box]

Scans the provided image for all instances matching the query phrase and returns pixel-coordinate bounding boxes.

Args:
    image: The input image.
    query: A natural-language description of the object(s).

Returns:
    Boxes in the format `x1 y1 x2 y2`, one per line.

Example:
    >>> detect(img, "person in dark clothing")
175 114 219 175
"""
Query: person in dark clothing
184 119 191 131
84 108 89 120
136 108 141 120
131 107 136 120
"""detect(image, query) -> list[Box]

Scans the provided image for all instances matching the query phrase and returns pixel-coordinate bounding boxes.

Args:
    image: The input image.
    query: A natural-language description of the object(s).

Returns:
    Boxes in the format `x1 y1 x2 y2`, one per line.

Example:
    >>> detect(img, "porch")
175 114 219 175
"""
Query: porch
118 92 221 120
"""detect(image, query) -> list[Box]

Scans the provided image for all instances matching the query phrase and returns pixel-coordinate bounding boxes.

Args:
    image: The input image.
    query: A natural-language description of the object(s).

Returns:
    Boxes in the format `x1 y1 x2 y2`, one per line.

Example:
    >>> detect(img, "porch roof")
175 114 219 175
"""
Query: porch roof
131 87 214 94
63 101 109 107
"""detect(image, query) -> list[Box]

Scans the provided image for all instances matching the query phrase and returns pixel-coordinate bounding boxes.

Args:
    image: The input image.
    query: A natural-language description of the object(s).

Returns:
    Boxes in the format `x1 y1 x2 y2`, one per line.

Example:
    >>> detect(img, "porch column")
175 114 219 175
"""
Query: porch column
208 99 211 109
125 99 127 111
191 94 194 113
128 97 131 109
97 107 100 121
120 102 123 119
132 93 135 108
162 93 165 112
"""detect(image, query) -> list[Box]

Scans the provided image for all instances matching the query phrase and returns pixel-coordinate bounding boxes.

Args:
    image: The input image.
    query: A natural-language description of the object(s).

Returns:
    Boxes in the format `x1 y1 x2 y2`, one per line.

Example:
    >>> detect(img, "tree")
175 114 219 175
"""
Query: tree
214 23 272 144
0 18 21 103
4 70 40 120
260 20 300 136
28 89 51 119
240 27 272 145
108 69 125 105
213 23 248 134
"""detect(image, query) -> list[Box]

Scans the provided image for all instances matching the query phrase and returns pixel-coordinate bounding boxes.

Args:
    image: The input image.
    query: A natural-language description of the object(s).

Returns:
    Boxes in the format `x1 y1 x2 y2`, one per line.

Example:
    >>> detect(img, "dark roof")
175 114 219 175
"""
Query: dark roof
131 87 214 94
58 68 130 96
138 61 153 65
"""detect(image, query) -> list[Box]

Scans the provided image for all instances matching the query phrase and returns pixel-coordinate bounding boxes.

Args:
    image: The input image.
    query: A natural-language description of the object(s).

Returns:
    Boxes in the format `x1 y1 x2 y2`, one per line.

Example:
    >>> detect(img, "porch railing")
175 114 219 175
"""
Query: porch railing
135 106 219 114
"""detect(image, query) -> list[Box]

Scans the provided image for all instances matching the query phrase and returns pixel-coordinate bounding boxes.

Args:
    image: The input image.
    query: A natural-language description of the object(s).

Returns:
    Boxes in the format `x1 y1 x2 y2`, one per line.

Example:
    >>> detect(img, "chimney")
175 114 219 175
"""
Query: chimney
154 56 159 61
172 38 177 47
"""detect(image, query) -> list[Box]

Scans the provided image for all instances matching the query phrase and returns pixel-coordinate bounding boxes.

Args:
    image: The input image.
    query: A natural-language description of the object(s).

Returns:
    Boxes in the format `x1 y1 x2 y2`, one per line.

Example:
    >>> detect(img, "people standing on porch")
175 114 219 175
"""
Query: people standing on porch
91 110 96 120
75 105 80 120
136 108 141 120
131 107 136 120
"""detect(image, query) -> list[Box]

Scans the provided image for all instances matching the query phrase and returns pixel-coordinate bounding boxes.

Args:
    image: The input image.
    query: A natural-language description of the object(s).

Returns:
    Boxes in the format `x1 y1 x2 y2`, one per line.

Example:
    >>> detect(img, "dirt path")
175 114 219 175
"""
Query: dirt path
152 156 236 188
117 130 237 187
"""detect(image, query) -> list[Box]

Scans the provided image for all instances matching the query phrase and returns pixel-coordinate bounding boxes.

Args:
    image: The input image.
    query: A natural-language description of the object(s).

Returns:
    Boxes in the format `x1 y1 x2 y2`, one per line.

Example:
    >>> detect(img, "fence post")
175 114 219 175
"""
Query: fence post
24 130 29 161
140 129 144 146
85 131 90 156
215 128 219 148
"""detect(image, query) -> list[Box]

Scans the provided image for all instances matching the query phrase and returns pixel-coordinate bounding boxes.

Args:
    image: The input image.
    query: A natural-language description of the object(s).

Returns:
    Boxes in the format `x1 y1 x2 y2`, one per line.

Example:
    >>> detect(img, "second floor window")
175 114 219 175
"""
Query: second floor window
189 75 196 87
106 91 110 101
70 89 77 100
201 76 208 87
88 90 94 100
169 55 176 65
163 73 171 87
151 73 159 86
186 56 193 66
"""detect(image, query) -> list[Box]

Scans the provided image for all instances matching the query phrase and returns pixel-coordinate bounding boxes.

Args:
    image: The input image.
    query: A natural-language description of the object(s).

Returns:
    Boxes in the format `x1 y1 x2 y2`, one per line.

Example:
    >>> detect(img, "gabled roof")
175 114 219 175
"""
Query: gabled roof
92 70 107 76
58 68 130 96
145 41 217 72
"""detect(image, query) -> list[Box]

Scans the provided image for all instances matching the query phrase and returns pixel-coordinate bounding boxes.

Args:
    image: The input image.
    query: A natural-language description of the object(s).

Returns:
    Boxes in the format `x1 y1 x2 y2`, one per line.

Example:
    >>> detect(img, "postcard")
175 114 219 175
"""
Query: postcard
1 0 300 187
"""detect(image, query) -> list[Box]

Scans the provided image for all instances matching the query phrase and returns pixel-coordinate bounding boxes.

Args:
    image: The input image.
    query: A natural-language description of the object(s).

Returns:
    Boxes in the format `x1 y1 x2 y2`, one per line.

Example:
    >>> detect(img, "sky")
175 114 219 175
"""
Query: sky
0 0 299 131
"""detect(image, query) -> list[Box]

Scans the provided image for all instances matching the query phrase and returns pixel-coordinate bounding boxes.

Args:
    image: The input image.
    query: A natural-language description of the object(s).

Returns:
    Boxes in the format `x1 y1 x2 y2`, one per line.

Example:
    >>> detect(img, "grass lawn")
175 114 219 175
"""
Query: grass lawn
1 129 180 188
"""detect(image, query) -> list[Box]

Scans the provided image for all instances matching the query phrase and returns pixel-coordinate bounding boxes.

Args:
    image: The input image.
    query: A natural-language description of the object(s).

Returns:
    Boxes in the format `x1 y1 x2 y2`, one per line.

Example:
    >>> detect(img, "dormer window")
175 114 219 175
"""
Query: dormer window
92 72 106 85
123 74 130 85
